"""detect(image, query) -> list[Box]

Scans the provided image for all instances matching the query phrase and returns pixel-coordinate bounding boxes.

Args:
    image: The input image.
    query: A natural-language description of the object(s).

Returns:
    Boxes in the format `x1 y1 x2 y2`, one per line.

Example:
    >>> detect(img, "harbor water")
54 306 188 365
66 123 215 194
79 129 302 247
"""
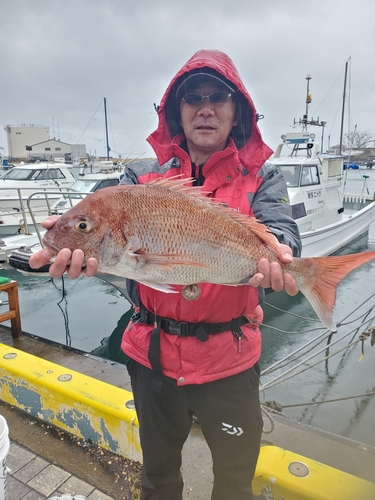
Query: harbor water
0 169 375 448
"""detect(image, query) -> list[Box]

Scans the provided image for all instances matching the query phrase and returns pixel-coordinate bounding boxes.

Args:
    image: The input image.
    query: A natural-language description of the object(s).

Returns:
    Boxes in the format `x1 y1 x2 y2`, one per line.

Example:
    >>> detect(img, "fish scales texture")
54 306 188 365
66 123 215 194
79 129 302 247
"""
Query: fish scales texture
105 183 273 284
43 182 276 285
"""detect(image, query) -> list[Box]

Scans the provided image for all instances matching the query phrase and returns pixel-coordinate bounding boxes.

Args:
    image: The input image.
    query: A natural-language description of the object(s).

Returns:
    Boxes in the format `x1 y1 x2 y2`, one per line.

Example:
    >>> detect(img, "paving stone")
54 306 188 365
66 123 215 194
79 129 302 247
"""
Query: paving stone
59 475 95 496
27 464 71 497
7 442 36 473
14 456 49 483
23 490 48 499
7 475 32 499
87 488 116 499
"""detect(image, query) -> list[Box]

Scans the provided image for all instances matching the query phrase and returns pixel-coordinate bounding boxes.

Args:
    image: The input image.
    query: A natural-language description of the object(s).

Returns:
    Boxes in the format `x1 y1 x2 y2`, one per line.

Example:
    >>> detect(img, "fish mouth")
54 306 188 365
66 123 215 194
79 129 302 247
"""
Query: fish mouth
42 240 87 268
42 239 62 255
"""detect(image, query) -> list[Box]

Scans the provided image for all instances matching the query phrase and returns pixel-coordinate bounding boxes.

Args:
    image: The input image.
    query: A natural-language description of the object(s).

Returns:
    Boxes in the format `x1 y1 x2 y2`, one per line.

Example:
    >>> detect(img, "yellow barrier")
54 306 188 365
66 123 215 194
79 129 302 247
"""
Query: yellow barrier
254 446 375 500
0 343 141 462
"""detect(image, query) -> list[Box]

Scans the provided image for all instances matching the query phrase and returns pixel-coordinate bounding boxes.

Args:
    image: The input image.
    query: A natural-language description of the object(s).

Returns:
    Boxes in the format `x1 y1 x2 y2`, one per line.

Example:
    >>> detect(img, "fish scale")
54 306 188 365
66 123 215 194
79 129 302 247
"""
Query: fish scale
42 178 375 331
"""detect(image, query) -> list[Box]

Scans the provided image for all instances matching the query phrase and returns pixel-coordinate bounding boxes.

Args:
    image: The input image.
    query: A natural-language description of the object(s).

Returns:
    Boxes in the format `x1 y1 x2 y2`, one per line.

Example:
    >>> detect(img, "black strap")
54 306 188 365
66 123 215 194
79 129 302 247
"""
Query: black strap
147 320 164 392
134 305 249 392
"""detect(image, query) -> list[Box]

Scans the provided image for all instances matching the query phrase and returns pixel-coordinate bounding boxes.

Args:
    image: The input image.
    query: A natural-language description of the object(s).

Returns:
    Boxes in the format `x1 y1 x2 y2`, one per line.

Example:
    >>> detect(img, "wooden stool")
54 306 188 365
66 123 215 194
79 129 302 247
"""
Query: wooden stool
0 280 22 339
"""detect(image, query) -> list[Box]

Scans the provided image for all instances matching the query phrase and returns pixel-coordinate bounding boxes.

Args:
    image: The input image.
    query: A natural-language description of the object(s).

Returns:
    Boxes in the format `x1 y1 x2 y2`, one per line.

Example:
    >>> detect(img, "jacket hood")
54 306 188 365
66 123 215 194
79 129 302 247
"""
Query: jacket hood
147 49 273 173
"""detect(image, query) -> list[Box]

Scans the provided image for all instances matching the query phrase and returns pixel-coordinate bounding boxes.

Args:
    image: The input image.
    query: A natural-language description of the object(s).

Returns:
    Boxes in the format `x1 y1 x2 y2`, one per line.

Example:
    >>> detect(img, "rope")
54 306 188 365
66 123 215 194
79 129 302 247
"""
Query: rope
260 318 375 392
260 404 276 434
268 390 375 410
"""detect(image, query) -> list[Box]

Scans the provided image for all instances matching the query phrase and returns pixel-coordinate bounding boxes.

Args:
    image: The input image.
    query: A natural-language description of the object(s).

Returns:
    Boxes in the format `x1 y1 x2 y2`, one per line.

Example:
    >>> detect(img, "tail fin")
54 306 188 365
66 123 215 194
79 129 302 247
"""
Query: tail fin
297 251 375 331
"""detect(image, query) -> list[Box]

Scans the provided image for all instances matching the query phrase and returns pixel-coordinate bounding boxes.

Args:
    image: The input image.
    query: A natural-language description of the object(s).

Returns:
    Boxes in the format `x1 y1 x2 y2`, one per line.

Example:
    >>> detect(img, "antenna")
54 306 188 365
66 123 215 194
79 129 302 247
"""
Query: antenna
293 74 327 151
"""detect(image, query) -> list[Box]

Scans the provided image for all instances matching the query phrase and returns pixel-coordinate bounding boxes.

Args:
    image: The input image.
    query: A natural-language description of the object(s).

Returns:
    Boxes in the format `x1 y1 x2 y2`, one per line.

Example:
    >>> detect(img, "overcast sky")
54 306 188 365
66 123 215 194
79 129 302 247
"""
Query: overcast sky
2 0 375 160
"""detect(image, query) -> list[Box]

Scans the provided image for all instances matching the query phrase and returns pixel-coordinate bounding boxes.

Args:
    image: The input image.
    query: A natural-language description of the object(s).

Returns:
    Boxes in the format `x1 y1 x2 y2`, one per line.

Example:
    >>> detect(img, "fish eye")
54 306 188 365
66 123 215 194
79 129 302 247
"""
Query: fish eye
75 220 91 232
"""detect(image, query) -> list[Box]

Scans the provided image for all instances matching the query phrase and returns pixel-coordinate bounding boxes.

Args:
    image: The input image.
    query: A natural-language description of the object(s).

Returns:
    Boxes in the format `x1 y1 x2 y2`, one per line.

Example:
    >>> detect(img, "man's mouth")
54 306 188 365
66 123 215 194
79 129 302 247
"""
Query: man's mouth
196 125 216 130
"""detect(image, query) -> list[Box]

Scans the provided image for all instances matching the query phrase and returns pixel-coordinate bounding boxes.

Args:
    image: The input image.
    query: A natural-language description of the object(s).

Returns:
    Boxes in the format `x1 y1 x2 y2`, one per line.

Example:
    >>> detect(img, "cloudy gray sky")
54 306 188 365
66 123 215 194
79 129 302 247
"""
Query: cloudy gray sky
2 0 375 160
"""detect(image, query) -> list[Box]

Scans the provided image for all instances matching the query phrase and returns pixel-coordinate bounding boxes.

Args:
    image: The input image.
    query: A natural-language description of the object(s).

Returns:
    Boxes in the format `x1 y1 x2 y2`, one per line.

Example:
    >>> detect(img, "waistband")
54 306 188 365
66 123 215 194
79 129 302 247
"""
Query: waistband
137 304 249 342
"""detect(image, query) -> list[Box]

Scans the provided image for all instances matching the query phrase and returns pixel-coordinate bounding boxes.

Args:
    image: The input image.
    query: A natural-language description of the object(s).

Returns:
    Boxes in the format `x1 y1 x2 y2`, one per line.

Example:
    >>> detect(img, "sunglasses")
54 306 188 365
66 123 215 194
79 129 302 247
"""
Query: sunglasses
181 92 233 106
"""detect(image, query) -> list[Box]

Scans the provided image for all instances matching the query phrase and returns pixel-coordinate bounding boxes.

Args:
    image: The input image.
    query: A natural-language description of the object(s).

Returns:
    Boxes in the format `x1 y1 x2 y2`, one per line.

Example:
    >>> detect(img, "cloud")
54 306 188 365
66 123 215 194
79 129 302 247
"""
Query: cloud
2 0 375 158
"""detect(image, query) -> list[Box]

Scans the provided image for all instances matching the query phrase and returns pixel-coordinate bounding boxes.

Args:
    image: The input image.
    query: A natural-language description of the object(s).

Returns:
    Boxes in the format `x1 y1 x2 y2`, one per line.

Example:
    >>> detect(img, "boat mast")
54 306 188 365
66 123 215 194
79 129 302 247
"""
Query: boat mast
303 74 312 131
104 97 110 160
292 75 326 153
339 60 349 155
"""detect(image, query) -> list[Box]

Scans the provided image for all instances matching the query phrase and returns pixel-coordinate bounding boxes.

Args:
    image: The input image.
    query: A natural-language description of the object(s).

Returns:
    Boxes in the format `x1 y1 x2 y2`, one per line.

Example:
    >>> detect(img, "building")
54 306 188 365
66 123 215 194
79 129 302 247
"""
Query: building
29 139 72 160
4 124 50 159
4 124 87 161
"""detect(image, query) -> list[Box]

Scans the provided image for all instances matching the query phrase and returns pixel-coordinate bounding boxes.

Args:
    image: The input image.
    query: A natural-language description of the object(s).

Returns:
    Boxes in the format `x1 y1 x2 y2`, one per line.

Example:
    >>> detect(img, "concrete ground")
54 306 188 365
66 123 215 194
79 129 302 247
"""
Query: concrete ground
1 328 375 499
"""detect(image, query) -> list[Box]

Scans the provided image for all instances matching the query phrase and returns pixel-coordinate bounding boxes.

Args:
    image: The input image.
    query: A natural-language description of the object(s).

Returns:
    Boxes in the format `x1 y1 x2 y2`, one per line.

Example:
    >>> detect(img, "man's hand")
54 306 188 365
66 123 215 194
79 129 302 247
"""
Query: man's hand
29 216 98 279
248 244 299 296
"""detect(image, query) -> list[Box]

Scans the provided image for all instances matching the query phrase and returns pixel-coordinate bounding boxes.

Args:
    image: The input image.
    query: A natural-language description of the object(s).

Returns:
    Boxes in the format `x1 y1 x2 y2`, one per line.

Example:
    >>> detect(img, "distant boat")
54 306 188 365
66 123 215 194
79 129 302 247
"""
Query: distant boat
272 132 375 257
0 168 122 264
0 162 76 237
273 68 375 257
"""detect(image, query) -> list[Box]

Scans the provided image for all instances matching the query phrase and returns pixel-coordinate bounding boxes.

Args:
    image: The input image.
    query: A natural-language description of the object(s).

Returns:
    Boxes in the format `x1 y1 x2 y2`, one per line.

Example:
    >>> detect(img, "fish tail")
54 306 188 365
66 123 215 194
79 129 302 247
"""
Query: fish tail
296 251 375 331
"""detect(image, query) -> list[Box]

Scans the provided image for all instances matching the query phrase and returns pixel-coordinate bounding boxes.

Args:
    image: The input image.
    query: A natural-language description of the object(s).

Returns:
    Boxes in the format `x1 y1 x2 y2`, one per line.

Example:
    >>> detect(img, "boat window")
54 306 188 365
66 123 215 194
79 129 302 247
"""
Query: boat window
2 168 34 180
28 168 67 181
279 165 301 187
65 179 98 198
96 179 119 189
300 166 320 186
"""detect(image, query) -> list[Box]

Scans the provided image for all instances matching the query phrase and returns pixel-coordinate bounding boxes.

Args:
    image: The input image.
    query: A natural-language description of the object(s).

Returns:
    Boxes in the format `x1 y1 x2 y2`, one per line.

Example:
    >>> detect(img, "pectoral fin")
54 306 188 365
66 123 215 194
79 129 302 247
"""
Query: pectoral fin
130 252 210 271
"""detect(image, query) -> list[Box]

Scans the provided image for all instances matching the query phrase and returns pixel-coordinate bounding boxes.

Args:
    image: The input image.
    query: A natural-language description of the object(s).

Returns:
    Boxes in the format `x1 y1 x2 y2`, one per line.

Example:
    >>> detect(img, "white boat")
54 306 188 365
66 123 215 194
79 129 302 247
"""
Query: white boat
0 168 122 238
0 162 76 212
0 169 122 264
50 170 121 215
272 131 375 257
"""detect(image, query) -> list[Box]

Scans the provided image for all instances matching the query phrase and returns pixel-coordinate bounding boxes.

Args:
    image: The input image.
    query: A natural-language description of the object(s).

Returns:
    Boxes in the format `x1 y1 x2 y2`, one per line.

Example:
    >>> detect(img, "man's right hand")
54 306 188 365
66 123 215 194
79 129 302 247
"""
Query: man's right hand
29 216 98 279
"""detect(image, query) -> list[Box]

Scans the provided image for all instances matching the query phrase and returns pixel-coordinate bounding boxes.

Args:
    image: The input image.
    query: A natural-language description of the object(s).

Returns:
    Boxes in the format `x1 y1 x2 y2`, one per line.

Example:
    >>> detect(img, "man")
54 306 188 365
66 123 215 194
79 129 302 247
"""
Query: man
30 49 301 500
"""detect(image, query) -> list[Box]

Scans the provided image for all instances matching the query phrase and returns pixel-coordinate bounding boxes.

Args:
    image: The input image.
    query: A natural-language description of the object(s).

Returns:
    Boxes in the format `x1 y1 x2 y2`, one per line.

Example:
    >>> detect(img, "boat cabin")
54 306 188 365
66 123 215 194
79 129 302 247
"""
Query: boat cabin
272 132 344 233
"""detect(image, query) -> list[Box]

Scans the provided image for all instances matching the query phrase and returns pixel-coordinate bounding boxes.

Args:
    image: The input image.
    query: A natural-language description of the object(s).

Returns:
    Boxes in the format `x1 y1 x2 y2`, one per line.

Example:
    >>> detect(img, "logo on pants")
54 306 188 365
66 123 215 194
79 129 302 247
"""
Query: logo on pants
221 422 244 436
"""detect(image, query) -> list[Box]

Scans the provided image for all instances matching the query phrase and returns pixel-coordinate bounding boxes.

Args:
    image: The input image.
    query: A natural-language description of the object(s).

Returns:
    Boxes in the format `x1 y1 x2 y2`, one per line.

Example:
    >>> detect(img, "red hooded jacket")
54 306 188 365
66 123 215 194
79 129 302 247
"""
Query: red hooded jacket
120 50 300 384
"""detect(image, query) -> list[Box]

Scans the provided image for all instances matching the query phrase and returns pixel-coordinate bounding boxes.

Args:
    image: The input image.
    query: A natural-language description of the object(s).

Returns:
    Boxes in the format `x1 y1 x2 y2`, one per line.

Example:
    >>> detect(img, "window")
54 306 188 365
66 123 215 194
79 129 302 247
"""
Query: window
55 147 61 151
300 166 320 186
279 165 301 187
45 148 51 151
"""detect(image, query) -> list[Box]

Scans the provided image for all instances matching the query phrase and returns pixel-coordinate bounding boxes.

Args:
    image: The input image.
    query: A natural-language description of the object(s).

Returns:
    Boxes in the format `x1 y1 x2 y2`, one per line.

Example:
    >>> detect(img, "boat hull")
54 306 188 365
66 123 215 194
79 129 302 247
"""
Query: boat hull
300 200 375 257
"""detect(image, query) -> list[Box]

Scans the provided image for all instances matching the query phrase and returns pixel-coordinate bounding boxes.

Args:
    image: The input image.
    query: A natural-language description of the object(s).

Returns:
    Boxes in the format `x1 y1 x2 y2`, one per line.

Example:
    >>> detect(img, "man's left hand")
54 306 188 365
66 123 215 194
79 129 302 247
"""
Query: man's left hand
248 244 299 296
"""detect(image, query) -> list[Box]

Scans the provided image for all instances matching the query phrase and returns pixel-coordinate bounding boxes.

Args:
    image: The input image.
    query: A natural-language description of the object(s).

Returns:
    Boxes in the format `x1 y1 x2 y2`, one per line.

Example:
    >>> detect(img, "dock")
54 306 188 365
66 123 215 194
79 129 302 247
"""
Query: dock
0 325 375 499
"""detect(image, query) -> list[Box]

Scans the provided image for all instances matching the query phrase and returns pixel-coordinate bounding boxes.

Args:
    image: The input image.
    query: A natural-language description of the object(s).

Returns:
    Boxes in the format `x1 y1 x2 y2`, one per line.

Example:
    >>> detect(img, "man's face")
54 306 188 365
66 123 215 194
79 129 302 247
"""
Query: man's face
179 82 238 163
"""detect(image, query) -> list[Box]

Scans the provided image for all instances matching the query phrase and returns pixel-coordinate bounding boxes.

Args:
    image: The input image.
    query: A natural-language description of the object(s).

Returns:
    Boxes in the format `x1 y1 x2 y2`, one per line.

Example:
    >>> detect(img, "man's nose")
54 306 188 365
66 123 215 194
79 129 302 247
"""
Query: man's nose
197 98 215 114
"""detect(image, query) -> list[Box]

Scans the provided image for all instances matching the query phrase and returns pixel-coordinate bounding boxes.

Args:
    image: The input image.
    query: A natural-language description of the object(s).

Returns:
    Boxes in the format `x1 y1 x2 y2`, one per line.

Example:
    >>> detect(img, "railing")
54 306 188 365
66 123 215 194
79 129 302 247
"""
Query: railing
0 187 79 237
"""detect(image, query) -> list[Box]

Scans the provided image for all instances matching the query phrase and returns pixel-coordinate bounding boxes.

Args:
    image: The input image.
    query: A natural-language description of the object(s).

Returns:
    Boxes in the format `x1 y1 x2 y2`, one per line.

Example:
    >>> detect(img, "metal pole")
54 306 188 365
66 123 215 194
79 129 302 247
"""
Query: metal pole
339 61 348 155
104 98 110 160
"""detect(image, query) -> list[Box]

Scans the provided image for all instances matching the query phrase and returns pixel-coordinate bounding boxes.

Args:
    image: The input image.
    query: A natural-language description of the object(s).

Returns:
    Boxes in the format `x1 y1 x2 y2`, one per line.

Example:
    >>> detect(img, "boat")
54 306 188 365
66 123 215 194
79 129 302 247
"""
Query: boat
0 162 77 237
0 168 123 265
0 162 76 211
50 169 122 215
0 162 123 240
273 68 375 257
272 131 375 257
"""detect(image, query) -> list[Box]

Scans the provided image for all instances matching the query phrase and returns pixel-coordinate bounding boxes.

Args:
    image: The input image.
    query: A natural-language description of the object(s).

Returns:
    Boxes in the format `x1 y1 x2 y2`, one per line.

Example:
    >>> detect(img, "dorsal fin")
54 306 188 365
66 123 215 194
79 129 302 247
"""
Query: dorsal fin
147 175 281 254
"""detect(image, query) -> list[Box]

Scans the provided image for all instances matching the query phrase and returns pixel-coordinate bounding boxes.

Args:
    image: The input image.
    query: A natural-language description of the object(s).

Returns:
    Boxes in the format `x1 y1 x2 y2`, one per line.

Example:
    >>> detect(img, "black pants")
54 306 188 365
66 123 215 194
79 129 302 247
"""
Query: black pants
127 360 263 500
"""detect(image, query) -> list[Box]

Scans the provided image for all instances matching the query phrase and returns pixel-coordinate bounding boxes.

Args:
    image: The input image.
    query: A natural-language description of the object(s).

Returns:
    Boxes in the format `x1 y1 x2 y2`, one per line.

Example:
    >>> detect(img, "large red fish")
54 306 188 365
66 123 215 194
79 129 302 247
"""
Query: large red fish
42 177 375 331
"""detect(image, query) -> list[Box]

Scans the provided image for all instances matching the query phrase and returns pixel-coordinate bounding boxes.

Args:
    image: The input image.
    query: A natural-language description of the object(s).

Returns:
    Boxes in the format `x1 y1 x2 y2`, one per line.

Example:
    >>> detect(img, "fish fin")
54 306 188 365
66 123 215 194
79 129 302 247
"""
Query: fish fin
131 252 211 270
148 175 212 197
297 251 375 331
149 176 281 253
137 280 179 294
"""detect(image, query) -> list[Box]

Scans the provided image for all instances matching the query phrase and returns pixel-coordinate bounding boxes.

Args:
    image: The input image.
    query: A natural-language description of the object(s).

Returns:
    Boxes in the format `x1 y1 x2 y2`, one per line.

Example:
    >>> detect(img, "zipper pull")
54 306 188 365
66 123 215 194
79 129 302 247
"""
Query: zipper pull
232 328 244 353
